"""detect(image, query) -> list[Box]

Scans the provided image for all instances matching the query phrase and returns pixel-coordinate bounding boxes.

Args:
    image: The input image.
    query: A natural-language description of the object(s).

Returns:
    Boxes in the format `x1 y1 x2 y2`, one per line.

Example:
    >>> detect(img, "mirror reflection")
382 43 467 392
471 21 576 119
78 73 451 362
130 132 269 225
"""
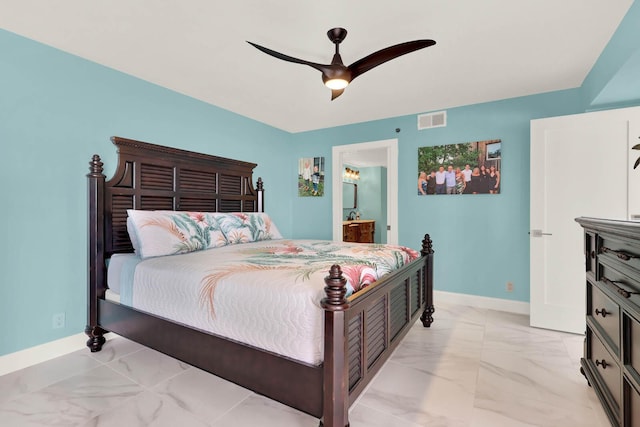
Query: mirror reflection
343 182 357 209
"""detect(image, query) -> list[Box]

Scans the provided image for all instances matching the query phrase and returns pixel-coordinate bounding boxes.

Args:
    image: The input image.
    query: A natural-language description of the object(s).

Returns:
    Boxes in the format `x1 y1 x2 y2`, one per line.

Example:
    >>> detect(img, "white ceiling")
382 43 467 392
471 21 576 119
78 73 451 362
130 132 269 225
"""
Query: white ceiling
344 148 388 168
0 1 632 133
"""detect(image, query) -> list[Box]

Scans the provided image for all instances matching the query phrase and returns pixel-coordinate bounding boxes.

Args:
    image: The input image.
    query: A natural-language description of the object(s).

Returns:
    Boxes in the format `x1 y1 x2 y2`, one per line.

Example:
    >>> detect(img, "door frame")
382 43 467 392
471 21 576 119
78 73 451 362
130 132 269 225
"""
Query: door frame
332 139 398 244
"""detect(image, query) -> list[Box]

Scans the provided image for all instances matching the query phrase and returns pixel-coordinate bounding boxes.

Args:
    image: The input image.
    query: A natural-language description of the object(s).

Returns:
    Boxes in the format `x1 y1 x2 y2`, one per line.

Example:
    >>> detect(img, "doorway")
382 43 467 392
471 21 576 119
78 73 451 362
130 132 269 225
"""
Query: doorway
332 139 398 244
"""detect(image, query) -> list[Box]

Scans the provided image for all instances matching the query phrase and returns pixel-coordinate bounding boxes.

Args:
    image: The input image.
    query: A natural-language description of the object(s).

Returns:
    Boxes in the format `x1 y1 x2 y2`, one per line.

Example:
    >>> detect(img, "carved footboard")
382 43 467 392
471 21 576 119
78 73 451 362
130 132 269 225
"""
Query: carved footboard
321 235 434 427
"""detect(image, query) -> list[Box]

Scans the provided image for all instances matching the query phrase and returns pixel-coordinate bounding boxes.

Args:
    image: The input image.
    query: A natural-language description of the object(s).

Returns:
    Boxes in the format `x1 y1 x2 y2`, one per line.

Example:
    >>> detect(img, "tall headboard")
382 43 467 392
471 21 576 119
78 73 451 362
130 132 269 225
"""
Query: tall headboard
87 136 263 305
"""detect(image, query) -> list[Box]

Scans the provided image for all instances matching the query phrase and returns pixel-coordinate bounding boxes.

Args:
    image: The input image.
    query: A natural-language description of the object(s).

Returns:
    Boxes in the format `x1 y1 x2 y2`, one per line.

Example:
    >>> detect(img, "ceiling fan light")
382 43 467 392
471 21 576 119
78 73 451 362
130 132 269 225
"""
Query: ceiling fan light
325 78 349 90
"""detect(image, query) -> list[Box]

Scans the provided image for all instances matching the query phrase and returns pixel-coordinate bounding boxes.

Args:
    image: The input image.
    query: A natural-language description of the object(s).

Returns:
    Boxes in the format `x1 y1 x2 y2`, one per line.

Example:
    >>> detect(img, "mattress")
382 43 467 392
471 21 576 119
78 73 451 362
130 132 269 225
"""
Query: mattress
107 253 143 302
106 239 419 365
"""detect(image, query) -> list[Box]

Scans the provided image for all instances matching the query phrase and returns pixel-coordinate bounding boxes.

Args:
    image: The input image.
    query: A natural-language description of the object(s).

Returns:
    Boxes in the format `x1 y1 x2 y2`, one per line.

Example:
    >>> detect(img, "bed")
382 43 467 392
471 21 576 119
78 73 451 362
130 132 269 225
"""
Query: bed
86 136 435 427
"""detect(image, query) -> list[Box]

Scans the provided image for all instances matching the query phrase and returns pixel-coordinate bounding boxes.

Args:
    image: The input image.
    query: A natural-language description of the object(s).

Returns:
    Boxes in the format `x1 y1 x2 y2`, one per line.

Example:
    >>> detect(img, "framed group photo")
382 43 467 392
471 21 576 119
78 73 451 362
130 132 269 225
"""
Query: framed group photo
417 139 502 196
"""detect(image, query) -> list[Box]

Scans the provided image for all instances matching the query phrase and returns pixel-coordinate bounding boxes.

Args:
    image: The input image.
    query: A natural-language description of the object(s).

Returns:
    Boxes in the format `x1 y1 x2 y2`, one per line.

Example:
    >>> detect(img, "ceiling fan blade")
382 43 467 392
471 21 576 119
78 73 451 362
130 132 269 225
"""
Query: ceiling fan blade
331 88 345 100
348 39 436 80
247 41 330 74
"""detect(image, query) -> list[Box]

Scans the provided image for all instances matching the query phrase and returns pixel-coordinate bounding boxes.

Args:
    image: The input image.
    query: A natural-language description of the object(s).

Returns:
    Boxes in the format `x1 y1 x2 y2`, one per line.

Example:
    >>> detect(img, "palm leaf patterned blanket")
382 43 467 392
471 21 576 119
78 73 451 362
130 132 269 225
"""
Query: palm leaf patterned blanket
116 239 419 365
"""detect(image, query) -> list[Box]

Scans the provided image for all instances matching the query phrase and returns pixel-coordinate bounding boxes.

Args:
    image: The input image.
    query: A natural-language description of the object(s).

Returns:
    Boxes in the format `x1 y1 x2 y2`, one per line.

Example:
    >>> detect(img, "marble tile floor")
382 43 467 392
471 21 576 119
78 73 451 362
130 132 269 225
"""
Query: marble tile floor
0 301 611 427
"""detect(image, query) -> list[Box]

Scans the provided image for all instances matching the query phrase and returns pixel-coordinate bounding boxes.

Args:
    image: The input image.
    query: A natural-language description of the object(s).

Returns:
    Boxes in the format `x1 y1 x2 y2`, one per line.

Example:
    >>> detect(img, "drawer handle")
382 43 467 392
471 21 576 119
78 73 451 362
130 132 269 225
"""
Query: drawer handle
601 277 633 299
595 308 608 317
600 246 637 261
595 359 609 369
590 250 595 259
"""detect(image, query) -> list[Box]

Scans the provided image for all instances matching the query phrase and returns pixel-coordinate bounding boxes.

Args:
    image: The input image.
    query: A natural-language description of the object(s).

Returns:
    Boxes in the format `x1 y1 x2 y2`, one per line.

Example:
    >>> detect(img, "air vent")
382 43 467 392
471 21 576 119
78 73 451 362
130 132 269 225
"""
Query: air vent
417 111 447 130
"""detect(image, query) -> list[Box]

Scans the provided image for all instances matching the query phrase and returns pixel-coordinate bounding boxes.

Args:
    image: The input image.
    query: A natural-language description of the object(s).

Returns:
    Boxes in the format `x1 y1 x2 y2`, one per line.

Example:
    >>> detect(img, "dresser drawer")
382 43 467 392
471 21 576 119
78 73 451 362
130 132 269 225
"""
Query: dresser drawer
589 329 622 411
599 257 640 299
589 282 621 355
599 235 640 279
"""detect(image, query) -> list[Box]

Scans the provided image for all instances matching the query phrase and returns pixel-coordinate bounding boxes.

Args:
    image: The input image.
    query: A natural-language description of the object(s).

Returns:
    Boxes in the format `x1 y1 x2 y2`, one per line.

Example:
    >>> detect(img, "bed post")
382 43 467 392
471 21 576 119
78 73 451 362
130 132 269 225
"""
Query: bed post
320 265 350 427
86 154 107 352
256 177 264 212
420 234 435 327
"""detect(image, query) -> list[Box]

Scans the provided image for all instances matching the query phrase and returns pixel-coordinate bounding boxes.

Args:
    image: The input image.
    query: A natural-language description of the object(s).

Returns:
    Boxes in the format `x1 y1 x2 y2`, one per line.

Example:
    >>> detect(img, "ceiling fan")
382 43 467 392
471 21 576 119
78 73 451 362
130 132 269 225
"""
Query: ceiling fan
247 28 436 100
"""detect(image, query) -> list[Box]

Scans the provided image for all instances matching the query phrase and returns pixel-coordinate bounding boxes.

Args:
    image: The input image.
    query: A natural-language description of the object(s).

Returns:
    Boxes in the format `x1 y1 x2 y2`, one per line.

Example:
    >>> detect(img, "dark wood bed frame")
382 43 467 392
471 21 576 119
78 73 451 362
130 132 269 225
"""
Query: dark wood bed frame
86 136 434 427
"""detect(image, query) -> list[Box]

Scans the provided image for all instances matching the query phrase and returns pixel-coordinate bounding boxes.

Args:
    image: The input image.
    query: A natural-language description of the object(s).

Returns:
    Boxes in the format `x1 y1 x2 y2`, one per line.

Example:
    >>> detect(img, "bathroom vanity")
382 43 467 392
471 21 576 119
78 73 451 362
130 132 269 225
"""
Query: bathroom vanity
342 220 375 243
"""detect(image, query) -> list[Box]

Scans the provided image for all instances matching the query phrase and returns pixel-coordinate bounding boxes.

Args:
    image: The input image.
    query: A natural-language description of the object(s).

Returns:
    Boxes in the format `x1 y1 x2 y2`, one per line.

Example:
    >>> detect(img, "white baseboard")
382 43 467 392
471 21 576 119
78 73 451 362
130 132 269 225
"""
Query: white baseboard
434 290 530 315
0 333 117 377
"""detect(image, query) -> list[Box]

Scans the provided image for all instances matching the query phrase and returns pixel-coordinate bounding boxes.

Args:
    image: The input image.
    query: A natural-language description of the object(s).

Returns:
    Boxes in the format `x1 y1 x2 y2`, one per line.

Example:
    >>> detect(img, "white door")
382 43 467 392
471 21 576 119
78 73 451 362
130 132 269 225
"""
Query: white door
530 107 640 334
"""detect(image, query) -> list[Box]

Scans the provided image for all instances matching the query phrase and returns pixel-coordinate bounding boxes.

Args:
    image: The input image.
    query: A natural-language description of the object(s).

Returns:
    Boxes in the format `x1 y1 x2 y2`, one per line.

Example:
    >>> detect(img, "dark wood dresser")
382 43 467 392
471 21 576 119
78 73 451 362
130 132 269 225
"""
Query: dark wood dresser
576 217 640 427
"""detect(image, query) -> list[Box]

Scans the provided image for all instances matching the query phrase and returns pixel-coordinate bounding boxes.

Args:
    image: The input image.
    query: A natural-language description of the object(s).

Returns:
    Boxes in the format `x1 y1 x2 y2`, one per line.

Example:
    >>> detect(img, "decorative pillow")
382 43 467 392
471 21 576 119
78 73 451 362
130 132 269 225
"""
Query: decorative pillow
214 212 283 244
126 210 229 258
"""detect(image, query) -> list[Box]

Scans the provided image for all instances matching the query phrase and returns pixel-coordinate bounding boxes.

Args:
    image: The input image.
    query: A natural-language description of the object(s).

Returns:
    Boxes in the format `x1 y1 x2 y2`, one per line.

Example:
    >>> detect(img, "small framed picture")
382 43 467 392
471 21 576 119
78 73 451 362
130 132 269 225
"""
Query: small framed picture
298 157 325 197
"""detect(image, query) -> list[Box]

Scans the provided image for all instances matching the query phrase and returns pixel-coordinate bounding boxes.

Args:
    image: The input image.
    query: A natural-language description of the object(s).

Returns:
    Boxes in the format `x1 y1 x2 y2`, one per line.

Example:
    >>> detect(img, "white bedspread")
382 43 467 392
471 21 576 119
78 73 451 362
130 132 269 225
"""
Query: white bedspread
107 239 419 365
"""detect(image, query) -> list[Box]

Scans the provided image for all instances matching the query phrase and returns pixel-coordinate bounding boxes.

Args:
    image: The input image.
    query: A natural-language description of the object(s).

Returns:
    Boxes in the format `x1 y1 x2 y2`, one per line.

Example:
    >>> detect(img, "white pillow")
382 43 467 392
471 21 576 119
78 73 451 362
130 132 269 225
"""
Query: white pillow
126 210 229 259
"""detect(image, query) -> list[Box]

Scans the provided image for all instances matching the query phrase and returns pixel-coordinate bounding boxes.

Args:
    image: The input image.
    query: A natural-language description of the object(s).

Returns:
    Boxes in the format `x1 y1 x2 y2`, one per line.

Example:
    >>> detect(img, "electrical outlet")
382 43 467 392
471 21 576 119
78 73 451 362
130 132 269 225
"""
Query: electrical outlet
506 282 514 292
52 312 65 329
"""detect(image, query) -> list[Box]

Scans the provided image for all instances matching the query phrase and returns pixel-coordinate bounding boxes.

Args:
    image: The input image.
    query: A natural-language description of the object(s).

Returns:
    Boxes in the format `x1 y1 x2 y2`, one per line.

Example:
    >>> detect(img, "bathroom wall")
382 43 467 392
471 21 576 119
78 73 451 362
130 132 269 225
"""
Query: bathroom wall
358 166 387 243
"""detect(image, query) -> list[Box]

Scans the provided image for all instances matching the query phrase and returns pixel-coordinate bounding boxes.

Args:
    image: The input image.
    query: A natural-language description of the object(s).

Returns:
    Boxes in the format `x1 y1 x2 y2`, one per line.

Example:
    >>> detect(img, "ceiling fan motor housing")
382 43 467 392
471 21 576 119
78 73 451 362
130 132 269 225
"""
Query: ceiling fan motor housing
322 56 352 86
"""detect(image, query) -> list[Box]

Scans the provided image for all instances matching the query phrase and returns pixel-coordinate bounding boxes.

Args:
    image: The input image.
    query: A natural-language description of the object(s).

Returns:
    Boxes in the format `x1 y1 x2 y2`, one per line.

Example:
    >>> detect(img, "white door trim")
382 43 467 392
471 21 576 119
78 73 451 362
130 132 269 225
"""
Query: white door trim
332 139 398 244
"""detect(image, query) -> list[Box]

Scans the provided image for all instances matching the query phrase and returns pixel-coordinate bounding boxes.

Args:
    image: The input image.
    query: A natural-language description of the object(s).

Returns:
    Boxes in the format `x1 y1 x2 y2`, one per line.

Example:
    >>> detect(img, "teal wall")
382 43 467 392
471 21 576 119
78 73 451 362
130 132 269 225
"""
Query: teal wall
358 166 387 244
0 29 292 356
582 0 640 109
2 0 640 356
291 90 584 302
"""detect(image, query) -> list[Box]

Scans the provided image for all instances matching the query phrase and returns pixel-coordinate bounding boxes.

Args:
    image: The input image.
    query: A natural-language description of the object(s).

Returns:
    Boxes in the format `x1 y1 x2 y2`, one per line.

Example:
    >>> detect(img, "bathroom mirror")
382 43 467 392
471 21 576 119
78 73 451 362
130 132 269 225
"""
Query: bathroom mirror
343 182 357 209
